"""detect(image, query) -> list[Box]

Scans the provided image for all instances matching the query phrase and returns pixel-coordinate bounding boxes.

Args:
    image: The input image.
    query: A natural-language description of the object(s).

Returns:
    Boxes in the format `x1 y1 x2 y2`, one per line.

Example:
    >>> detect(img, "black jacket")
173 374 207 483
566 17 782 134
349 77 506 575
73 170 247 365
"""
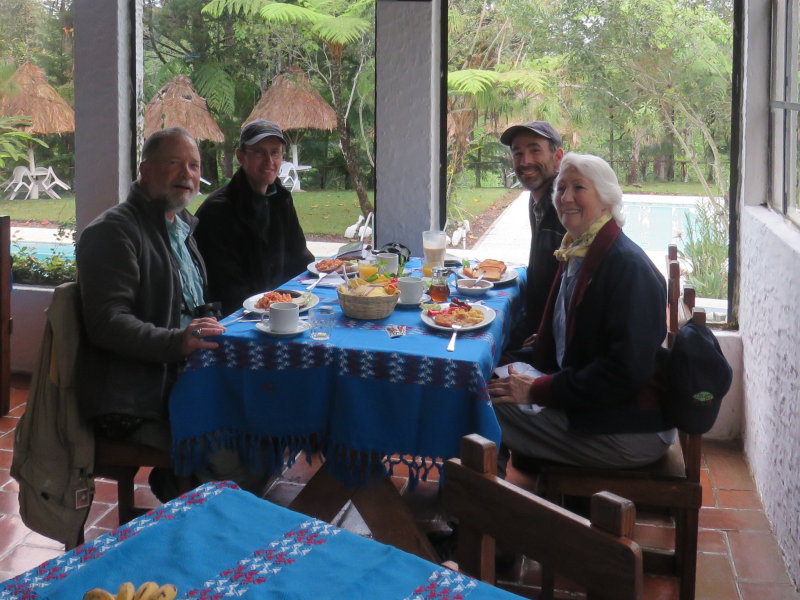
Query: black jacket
194 168 314 315
76 183 207 421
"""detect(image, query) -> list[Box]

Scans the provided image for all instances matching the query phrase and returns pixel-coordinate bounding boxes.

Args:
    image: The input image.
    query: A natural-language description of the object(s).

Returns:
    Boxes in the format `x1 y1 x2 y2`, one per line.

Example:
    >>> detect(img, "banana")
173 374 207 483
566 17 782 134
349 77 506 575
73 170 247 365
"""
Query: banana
133 582 160 600
152 584 178 600
117 581 135 600
82 588 115 600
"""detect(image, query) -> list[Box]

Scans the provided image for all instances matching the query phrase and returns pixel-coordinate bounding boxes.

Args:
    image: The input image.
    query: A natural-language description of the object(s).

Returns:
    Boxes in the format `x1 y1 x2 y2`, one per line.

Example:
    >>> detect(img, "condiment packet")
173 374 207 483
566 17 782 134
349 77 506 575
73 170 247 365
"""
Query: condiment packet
386 325 407 338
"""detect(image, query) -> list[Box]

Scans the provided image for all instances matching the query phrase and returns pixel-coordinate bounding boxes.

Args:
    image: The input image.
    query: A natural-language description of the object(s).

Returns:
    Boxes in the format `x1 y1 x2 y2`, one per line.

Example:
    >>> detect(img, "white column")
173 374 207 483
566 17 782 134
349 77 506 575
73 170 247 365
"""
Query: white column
74 0 142 235
375 0 444 255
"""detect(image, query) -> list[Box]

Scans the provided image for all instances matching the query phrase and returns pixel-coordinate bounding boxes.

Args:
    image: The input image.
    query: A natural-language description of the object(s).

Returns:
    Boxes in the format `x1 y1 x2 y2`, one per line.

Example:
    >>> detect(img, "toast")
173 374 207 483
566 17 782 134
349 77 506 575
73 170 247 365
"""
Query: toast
464 259 507 281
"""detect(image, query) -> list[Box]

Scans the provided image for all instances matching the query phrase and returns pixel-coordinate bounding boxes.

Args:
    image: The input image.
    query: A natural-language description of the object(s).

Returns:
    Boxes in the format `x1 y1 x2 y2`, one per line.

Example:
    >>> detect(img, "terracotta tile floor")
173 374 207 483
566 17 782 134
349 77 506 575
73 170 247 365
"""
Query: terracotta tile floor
1 376 798 599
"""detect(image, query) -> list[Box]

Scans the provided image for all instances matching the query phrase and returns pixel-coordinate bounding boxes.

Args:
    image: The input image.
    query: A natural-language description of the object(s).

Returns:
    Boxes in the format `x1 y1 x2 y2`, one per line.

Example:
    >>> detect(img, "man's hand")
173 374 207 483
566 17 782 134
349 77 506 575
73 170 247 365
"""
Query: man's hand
521 332 538 348
488 364 535 404
181 317 225 356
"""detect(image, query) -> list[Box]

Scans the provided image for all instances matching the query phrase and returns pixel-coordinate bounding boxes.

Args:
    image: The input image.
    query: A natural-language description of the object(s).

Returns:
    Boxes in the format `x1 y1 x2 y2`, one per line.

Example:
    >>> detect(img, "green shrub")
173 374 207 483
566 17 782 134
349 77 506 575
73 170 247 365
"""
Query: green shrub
11 223 76 286
679 196 728 299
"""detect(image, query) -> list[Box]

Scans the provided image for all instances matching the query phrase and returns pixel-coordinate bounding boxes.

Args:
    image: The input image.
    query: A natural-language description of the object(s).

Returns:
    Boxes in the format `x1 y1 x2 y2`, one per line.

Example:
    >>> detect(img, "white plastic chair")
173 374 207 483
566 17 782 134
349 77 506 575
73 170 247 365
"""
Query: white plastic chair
40 167 70 200
279 161 299 192
2 166 34 200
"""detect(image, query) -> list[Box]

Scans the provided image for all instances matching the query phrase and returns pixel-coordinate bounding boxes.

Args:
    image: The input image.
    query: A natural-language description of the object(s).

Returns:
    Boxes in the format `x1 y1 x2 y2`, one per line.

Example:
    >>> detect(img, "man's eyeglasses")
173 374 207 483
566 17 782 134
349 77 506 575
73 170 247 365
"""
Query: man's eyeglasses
243 148 284 161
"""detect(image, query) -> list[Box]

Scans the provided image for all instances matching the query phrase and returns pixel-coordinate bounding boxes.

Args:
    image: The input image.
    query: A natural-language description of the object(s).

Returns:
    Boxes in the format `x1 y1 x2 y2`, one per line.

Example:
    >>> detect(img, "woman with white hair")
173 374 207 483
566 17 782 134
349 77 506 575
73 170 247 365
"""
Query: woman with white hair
488 152 673 470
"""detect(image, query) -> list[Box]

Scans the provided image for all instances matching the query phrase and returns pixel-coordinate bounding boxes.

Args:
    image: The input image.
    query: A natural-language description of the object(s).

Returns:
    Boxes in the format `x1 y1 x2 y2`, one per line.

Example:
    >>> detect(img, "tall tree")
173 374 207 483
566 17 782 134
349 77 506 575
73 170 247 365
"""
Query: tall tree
203 0 375 216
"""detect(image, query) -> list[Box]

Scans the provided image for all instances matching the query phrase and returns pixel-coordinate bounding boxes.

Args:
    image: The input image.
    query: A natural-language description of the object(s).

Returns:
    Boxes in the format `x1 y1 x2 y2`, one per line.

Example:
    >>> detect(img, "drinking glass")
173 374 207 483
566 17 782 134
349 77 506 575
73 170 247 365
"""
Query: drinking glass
422 230 447 268
309 305 335 341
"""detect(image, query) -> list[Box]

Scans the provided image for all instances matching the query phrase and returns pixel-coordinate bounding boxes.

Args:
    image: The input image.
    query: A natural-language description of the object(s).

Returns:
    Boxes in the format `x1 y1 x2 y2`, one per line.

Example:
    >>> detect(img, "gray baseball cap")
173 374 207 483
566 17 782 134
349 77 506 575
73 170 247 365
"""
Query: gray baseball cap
239 119 286 147
500 121 562 148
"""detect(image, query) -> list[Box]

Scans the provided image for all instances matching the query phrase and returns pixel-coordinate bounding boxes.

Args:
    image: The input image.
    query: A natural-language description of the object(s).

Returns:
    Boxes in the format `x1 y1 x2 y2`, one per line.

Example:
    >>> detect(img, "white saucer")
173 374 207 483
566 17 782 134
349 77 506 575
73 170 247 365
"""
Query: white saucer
255 320 311 337
397 293 431 308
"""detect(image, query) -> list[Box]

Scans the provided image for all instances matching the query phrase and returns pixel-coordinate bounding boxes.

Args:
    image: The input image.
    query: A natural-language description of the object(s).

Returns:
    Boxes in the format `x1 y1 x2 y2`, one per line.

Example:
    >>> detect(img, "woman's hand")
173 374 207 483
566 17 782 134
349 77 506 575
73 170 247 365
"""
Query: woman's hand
181 317 225 356
488 364 536 404
521 332 538 348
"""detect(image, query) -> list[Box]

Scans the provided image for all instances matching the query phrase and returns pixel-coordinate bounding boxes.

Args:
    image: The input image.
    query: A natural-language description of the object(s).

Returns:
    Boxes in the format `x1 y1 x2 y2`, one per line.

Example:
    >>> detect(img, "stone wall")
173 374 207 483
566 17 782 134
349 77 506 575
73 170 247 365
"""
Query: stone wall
739 205 800 585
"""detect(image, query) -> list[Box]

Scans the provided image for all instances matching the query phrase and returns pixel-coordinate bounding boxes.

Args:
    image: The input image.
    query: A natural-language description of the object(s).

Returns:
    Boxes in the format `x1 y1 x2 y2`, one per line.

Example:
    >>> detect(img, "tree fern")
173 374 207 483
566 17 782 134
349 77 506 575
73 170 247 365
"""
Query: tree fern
194 63 236 116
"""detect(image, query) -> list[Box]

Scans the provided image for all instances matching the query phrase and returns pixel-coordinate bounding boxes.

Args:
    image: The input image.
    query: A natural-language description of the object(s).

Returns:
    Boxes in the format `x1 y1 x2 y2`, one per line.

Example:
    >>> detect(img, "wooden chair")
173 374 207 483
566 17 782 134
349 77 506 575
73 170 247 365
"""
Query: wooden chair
513 244 706 600
443 434 643 600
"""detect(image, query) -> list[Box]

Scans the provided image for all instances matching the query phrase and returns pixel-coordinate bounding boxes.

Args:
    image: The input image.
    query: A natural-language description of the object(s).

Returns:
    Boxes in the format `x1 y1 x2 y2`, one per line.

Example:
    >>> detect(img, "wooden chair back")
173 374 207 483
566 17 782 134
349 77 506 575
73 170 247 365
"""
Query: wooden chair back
1 215 11 416
444 434 643 600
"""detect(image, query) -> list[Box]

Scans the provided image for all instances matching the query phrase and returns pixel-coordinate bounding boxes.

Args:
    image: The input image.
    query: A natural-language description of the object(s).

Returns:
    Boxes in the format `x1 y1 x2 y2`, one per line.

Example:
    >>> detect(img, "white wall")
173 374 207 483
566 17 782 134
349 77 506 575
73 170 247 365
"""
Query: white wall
738 207 800 585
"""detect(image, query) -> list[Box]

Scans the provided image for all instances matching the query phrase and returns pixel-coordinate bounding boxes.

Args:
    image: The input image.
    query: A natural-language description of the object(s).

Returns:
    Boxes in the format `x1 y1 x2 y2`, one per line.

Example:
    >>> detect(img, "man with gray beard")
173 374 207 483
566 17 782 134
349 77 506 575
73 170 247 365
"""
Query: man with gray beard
76 127 224 500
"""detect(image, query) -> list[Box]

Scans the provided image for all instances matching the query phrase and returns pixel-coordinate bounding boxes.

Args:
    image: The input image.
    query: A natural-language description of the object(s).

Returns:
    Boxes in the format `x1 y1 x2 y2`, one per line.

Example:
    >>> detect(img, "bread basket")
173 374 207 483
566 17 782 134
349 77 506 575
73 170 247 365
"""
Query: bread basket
338 290 400 319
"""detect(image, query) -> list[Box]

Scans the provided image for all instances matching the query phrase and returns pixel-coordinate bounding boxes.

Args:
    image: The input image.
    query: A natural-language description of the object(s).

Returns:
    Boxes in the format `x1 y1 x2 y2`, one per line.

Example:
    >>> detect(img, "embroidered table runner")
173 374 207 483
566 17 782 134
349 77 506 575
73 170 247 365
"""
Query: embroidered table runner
0 482 523 600
170 261 526 485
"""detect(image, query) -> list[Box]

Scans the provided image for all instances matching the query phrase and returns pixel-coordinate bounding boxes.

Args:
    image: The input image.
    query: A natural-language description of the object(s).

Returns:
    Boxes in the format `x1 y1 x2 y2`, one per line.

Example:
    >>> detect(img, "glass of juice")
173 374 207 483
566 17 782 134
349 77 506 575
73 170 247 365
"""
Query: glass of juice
358 259 378 280
422 230 447 268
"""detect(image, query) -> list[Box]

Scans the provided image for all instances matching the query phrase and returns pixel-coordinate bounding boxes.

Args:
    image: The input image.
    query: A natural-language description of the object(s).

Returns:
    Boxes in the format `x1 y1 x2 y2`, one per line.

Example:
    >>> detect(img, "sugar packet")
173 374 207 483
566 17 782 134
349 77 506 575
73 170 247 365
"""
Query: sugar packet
386 325 407 338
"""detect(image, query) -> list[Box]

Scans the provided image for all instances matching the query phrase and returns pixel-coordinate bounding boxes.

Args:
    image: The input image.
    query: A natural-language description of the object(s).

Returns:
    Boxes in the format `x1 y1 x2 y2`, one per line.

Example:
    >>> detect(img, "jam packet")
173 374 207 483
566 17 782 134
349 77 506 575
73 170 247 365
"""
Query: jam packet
386 325 407 338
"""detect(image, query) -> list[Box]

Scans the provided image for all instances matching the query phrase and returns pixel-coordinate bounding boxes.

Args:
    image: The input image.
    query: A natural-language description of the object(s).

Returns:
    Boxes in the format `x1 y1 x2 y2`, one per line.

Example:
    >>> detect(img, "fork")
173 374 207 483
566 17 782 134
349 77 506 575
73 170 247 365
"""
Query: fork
307 271 328 291
446 323 463 352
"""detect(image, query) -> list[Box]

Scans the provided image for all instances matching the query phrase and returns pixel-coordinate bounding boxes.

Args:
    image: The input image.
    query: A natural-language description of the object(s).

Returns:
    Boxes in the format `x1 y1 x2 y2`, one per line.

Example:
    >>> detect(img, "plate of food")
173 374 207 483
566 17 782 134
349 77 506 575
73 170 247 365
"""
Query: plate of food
243 289 320 314
458 259 518 286
419 298 496 332
307 258 358 276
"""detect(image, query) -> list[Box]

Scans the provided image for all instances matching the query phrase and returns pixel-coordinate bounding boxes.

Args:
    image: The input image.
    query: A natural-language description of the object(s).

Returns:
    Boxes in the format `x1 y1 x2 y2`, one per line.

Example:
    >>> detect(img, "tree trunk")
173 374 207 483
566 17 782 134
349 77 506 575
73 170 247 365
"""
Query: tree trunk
330 52 373 216
475 147 482 188
627 130 642 184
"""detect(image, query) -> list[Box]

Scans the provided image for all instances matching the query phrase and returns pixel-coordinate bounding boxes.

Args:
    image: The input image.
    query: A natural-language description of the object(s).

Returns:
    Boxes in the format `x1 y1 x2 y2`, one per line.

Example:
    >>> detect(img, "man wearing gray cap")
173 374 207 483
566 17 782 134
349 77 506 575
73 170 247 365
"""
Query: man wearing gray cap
500 121 566 347
195 119 314 314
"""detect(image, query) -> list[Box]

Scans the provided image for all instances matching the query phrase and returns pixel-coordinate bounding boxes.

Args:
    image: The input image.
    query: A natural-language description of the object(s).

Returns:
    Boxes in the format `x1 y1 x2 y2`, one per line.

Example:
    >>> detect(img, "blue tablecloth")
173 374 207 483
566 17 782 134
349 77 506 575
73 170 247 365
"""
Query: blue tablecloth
169 260 526 485
0 482 522 600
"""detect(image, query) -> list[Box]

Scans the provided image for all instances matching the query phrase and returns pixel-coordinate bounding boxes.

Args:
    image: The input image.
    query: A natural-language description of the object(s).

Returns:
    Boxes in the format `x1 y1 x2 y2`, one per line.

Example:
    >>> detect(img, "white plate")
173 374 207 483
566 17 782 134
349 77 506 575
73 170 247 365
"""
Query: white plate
457 266 518 286
256 320 311 337
397 293 431 308
307 260 358 276
243 290 320 315
420 303 496 332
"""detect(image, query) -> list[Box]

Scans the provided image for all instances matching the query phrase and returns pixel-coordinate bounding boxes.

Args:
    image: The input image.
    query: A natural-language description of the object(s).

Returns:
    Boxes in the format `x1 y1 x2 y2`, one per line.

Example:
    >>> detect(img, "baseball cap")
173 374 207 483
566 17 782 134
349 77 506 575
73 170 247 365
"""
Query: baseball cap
500 121 562 148
239 119 286 147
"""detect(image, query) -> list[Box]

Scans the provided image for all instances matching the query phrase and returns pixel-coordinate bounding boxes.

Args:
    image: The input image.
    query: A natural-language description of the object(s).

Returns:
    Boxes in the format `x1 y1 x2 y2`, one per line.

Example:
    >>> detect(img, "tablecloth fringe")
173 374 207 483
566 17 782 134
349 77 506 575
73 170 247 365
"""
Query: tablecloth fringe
172 431 317 477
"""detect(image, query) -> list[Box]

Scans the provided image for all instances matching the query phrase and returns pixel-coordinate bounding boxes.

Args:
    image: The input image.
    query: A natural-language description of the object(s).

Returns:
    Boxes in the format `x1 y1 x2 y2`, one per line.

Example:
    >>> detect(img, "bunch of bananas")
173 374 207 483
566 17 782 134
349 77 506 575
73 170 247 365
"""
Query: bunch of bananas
82 581 177 600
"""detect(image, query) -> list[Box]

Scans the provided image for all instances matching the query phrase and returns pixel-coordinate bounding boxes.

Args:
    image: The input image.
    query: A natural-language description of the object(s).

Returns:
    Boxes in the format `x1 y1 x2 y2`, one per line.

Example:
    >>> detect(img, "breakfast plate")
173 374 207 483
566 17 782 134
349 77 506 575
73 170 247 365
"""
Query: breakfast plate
420 303 496 332
243 289 320 314
256 320 311 337
307 260 358 276
457 267 518 286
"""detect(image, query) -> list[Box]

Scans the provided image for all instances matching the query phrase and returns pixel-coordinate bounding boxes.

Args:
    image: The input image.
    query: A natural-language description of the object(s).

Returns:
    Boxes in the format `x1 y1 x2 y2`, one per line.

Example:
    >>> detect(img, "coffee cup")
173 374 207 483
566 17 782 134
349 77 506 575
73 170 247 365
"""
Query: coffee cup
268 302 299 333
397 276 424 304
377 252 399 276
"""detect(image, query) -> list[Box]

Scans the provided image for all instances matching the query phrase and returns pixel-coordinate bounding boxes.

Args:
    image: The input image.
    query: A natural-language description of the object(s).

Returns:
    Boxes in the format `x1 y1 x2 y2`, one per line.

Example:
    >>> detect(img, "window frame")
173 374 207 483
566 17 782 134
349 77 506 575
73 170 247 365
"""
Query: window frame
769 0 800 224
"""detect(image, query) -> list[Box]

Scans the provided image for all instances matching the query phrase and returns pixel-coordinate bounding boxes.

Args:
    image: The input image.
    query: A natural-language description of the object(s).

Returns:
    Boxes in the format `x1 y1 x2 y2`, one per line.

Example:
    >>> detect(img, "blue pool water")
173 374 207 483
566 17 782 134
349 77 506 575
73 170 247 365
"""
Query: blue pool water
621 201 697 253
12 241 75 260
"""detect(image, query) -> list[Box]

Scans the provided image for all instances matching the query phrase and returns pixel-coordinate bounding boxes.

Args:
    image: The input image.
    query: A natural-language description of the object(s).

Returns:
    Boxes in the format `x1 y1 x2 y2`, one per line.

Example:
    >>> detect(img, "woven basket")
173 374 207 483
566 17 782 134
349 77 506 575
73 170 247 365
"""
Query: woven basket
338 290 400 319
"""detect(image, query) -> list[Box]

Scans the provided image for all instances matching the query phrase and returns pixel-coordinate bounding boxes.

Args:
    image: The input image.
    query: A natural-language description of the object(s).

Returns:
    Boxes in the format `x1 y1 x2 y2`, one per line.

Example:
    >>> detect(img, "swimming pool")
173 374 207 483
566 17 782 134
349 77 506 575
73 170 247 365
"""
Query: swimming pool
621 198 697 253
12 240 75 261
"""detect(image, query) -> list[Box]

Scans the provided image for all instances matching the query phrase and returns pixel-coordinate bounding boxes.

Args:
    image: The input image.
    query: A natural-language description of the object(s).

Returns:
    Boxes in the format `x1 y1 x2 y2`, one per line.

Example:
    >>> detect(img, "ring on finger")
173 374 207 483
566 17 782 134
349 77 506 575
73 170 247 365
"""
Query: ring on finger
192 328 202 338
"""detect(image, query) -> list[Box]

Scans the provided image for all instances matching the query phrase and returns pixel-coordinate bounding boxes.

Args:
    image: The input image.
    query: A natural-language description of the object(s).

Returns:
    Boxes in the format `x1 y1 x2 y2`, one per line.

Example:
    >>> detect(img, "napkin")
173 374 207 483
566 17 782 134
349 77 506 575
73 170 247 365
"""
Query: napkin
301 272 345 287
493 361 545 415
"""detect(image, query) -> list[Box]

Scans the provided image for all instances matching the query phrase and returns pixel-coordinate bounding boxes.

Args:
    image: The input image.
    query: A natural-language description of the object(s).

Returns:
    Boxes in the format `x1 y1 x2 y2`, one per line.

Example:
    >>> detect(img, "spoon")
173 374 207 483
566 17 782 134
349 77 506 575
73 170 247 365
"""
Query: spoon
446 323 463 352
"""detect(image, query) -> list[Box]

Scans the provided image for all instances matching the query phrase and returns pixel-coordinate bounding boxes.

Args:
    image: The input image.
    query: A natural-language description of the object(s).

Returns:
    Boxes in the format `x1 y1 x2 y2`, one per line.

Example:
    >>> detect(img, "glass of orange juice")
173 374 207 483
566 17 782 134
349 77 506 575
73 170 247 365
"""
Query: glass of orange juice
358 259 378 280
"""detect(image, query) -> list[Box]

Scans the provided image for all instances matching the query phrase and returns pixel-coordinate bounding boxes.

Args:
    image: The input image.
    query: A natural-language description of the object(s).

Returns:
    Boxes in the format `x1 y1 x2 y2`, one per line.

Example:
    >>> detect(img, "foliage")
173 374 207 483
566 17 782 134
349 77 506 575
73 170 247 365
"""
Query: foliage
679 196 728 299
0 115 46 168
11 222 76 285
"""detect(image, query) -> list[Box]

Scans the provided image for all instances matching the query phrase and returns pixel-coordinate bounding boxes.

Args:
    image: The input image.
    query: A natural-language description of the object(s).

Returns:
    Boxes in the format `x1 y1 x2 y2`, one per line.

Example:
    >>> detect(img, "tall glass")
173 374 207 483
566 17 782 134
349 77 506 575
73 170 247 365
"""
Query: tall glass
422 230 447 269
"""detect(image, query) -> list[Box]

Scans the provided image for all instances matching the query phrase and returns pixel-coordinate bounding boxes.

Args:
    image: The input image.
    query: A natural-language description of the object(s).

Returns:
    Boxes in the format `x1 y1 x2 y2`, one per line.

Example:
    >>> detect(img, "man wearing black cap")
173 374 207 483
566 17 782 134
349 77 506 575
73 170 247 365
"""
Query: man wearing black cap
500 121 566 347
195 119 315 315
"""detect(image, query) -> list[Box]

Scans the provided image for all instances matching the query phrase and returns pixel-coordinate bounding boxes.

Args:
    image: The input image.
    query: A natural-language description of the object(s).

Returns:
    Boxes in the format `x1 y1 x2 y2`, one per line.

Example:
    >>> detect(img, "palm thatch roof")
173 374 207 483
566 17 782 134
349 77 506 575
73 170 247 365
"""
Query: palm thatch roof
144 75 224 143
244 68 336 133
0 62 74 133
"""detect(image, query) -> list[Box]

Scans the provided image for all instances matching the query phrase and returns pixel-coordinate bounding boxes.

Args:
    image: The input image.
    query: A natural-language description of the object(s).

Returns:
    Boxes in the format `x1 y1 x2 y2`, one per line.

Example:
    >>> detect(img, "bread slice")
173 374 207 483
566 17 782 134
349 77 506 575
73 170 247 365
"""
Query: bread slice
465 259 507 281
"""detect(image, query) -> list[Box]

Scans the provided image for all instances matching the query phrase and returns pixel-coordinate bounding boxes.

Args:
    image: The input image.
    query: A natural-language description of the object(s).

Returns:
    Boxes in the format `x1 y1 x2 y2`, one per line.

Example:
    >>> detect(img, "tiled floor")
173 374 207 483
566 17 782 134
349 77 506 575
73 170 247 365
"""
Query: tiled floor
1 375 798 599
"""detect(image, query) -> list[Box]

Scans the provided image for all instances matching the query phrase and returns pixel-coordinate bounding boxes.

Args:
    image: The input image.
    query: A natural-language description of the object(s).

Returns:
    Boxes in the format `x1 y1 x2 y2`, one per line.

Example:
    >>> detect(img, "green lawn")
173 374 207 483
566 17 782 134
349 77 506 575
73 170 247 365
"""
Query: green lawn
0 182 715 233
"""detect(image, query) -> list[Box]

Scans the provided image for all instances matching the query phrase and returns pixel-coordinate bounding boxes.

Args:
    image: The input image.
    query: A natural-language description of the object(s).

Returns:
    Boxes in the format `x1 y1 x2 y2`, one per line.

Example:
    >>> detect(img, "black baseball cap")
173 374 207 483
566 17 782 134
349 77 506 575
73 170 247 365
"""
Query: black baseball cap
500 121 562 148
239 119 286 147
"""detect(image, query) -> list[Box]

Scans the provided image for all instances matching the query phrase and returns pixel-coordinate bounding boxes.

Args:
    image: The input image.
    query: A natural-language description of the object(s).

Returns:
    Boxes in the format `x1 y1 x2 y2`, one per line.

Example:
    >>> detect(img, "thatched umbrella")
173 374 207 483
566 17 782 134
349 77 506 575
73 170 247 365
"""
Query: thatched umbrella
244 67 336 167
0 62 75 194
144 75 224 143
